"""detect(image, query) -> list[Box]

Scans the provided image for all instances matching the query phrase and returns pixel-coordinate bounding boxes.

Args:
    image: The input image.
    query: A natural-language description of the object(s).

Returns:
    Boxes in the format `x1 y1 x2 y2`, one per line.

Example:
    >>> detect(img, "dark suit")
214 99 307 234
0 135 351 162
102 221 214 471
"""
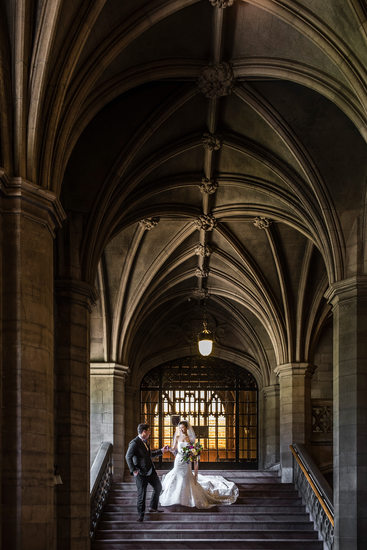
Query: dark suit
125 436 163 516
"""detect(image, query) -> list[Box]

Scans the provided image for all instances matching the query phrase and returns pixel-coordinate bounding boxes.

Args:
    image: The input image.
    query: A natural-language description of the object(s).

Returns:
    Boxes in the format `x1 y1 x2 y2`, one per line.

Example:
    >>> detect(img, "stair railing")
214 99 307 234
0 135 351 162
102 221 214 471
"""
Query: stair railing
290 443 333 550
90 442 113 540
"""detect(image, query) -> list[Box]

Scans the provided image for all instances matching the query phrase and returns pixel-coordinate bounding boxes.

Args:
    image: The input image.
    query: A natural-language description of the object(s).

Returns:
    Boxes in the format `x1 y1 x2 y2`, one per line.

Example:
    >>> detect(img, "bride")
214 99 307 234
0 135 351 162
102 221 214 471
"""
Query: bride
159 420 239 508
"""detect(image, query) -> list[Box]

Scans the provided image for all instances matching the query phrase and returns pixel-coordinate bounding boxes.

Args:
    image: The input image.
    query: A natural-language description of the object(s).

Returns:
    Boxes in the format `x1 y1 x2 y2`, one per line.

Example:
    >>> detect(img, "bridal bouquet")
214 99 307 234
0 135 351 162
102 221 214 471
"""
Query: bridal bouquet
181 442 203 463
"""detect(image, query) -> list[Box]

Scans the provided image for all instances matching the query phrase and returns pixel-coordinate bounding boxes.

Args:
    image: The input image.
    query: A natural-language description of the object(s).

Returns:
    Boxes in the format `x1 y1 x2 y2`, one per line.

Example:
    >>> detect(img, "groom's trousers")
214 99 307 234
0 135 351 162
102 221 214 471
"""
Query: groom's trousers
135 470 162 515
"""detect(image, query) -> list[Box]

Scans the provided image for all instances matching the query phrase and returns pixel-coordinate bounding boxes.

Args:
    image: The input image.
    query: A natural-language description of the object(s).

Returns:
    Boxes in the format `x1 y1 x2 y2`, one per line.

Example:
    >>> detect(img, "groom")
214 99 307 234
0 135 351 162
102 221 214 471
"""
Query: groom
125 423 169 521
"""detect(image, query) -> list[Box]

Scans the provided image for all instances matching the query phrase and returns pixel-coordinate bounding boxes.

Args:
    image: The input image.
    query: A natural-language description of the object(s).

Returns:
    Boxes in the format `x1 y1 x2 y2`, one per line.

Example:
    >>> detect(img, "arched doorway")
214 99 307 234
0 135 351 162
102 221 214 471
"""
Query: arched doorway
140 358 258 468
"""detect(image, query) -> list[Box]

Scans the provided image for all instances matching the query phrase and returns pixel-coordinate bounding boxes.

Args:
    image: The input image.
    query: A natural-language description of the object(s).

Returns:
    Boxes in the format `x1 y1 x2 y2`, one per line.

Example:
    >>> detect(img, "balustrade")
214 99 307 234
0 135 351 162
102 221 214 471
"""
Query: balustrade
291 443 334 549
90 442 113 540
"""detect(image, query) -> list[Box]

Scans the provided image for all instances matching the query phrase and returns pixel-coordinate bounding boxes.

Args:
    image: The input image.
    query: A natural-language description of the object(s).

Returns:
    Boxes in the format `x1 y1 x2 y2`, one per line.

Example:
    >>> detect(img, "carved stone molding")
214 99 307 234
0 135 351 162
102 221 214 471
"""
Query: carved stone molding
312 406 333 433
312 404 332 433
90 363 130 380
275 363 316 379
202 132 222 151
0 173 66 237
195 214 217 231
195 267 209 278
325 275 367 307
253 216 272 229
192 288 209 299
198 62 235 99
195 243 212 257
209 0 235 8
139 217 160 230
55 279 98 312
200 177 218 194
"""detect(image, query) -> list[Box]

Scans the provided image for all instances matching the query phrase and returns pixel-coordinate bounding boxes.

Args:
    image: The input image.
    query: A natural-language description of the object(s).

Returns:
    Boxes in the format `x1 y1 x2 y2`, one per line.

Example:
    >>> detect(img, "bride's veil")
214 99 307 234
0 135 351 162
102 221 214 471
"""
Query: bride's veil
171 419 196 449
186 421 196 443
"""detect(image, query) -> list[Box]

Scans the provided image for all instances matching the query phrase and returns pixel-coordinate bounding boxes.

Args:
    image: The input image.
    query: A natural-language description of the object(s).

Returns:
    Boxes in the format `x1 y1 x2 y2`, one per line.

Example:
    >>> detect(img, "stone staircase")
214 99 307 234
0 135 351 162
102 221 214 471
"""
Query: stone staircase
92 470 322 549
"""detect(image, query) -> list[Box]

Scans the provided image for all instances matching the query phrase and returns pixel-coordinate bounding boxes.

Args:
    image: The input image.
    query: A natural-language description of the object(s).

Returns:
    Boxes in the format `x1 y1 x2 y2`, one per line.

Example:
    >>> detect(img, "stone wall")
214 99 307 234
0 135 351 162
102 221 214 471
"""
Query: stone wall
311 319 333 478
90 375 114 462
312 320 333 400
90 364 129 480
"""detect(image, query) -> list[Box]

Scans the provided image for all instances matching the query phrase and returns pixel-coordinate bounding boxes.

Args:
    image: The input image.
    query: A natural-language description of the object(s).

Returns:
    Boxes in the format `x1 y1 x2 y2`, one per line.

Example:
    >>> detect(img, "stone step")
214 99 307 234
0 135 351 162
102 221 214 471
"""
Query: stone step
101 512 311 522
236 488 296 493
113 491 293 500
98 521 314 531
126 471 280 476
108 497 302 506
124 472 281 481
140 472 281 481
123 478 283 486
93 474 320 550
110 491 298 500
104 504 307 514
95 529 318 540
92 539 323 549
114 483 292 492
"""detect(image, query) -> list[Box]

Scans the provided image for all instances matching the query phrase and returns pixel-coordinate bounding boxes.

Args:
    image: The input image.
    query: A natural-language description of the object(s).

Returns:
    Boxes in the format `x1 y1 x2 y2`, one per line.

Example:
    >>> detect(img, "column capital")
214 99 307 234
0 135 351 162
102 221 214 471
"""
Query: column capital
274 362 315 379
325 275 367 306
261 384 280 400
90 363 130 380
55 279 98 312
0 172 66 237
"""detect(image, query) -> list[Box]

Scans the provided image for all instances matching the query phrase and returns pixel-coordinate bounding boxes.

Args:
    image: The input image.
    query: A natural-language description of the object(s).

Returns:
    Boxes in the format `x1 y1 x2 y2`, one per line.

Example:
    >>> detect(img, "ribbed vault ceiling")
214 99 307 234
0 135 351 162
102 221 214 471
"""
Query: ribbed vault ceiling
2 0 367 386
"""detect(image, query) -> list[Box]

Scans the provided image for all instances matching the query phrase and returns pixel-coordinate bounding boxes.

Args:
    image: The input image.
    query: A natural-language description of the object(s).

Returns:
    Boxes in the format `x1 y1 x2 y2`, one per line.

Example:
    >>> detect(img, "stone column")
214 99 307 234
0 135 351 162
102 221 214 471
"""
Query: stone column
0 176 65 550
326 277 367 549
274 363 315 482
90 363 129 481
260 384 280 470
125 383 141 450
54 279 96 550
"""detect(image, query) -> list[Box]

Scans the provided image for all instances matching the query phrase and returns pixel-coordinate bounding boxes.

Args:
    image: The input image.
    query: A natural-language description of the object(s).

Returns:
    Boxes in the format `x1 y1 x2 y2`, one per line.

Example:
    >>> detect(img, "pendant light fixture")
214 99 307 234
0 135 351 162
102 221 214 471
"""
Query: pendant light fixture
198 319 213 356
198 300 213 356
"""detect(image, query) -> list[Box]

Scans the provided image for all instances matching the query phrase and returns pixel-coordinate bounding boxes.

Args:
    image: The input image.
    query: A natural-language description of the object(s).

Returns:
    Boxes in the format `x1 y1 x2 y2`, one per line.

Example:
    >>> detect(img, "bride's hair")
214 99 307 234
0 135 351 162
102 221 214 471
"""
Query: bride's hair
176 420 196 443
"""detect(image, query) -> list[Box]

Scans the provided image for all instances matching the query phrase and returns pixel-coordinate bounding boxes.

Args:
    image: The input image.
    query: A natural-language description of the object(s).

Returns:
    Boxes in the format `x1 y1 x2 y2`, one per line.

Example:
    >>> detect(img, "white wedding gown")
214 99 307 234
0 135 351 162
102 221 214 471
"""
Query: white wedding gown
159 441 239 508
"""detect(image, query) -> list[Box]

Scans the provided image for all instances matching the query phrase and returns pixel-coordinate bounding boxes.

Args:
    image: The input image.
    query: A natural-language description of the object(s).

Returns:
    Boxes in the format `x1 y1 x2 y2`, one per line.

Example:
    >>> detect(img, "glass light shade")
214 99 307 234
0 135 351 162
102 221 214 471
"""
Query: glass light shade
198 337 213 356
198 322 213 356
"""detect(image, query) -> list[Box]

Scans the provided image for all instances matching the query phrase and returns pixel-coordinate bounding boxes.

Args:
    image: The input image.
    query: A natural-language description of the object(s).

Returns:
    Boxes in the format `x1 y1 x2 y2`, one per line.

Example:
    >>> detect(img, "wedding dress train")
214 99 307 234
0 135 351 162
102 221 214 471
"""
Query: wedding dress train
159 441 239 508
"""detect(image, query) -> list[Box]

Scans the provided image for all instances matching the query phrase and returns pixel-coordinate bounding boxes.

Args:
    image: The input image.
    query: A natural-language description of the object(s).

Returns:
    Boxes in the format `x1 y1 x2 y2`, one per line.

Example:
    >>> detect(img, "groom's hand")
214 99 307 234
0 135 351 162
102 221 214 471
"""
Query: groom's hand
161 445 169 453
